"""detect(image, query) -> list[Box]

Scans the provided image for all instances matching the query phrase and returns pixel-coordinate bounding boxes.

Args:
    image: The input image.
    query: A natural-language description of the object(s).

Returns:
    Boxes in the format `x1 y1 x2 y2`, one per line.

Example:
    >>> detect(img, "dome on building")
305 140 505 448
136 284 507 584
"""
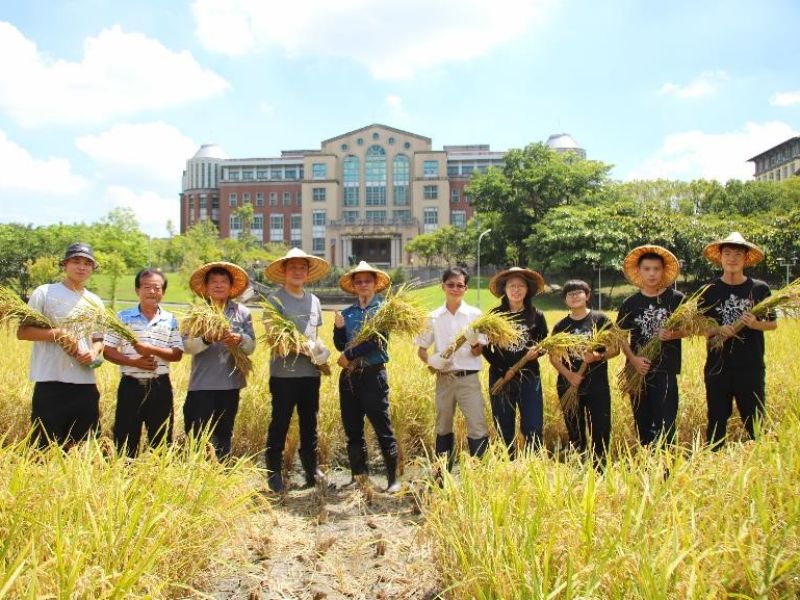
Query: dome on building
192 144 228 160
546 133 586 159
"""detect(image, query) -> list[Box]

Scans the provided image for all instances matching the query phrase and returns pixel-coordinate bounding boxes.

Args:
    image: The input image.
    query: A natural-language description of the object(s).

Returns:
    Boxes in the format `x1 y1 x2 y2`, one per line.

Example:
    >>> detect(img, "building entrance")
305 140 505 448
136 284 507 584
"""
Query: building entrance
350 238 391 266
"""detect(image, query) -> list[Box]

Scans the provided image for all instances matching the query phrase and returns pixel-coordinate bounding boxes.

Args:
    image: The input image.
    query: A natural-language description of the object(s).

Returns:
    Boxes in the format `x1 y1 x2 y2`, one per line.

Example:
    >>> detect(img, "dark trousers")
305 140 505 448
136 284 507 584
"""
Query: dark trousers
183 389 240 460
557 377 611 463
339 366 398 471
114 375 174 457
631 370 679 446
705 365 765 448
488 371 543 457
31 381 100 449
265 376 321 470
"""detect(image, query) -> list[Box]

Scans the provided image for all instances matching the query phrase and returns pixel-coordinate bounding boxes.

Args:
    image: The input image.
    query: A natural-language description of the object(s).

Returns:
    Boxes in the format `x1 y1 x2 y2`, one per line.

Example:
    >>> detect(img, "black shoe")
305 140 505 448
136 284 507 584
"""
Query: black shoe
303 468 329 489
434 433 455 481
267 469 285 493
381 448 400 493
467 436 489 458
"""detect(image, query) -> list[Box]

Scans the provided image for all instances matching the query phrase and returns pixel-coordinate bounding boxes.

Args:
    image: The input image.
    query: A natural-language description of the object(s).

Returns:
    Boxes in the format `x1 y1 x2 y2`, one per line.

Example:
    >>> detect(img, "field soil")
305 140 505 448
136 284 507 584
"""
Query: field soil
210 466 441 600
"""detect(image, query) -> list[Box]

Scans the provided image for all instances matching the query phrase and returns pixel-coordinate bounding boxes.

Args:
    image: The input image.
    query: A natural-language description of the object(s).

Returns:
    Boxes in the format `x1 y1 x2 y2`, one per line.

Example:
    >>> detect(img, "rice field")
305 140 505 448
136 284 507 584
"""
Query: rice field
1 310 798 597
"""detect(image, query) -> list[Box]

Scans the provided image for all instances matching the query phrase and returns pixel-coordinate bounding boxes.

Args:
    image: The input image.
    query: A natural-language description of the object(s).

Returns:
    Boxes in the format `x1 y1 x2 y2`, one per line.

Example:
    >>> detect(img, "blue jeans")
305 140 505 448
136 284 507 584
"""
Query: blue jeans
489 370 543 457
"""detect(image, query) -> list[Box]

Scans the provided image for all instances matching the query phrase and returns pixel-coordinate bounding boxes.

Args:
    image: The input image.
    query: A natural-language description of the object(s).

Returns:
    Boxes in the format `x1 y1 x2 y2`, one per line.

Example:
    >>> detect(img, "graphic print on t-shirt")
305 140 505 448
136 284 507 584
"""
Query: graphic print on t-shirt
715 294 753 325
633 304 669 341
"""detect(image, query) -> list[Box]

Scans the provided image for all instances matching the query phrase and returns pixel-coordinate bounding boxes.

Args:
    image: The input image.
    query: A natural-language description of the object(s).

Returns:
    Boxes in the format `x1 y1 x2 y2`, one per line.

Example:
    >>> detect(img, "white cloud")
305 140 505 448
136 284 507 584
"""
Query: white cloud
627 121 799 181
659 70 728 99
258 102 274 115
385 94 410 124
770 90 800 107
0 21 229 127
191 0 552 79
102 185 178 237
76 122 197 185
0 129 90 195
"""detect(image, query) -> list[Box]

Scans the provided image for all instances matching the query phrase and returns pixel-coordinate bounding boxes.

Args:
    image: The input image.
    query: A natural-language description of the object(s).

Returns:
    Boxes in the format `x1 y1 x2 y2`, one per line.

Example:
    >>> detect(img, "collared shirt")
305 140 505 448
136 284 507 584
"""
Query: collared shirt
183 300 256 391
104 305 183 379
333 295 389 366
27 282 102 384
415 301 486 371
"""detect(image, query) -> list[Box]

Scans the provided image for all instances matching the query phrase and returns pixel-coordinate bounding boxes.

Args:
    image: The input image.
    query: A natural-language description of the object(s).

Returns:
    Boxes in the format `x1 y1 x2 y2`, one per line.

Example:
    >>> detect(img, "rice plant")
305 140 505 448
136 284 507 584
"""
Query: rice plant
440 312 525 360
180 301 253 378
260 296 331 376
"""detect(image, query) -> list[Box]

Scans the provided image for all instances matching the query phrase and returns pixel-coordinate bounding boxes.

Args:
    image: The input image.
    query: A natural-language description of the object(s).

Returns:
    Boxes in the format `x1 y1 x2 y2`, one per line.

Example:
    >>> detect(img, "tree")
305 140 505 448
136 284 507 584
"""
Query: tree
93 250 128 309
26 255 61 288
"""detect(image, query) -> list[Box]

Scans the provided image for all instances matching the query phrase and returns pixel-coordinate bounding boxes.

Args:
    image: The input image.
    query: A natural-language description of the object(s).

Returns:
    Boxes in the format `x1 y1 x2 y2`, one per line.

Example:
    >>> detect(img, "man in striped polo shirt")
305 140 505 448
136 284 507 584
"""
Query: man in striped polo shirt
104 268 184 457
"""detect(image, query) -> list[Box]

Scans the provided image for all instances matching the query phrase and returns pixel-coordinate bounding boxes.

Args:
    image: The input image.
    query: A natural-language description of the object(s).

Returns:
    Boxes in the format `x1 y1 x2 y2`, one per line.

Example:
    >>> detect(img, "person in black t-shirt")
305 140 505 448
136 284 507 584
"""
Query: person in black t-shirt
483 267 548 457
550 280 618 466
699 232 776 448
616 245 686 446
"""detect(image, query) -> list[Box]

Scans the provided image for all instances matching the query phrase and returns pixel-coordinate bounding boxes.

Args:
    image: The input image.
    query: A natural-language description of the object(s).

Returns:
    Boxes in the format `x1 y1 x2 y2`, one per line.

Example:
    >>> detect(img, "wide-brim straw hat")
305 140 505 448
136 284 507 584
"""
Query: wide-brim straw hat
339 261 391 295
264 247 331 285
622 245 680 288
489 267 545 298
189 262 249 298
703 231 764 268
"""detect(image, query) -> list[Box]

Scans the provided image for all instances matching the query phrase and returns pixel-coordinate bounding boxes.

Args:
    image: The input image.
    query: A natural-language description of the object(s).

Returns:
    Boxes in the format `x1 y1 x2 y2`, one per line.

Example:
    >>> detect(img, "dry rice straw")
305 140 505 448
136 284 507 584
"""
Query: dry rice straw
180 301 253 378
260 297 331 376
440 312 524 361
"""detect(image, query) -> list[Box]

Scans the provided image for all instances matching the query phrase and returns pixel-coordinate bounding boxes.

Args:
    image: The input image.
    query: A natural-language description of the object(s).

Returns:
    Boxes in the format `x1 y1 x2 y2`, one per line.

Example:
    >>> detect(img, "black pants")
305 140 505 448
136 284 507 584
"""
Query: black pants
489 371 543 457
339 366 398 468
265 376 321 470
114 375 174 457
705 364 765 448
557 377 611 463
183 389 240 460
31 381 100 449
631 370 679 446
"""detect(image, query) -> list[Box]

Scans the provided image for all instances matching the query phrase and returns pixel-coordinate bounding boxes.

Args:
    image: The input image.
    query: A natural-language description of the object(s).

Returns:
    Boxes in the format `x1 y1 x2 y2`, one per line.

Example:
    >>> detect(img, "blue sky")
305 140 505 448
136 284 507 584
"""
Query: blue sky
0 0 798 236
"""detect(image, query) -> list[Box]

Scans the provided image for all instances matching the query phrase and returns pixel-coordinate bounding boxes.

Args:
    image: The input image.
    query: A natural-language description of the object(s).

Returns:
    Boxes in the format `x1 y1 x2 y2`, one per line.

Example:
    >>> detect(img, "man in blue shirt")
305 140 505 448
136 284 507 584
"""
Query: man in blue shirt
333 261 400 493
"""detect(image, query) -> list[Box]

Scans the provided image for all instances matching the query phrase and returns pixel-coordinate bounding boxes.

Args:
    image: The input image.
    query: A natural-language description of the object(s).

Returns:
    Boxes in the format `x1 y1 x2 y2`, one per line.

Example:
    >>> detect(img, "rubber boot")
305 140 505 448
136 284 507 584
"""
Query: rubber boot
467 436 489 459
299 449 326 489
344 444 369 487
266 456 285 493
381 447 401 493
434 433 455 486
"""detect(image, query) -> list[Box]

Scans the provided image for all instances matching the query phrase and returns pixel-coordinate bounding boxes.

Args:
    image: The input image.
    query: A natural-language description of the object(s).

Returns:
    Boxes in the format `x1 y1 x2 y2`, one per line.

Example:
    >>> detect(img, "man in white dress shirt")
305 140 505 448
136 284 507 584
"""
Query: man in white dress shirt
415 267 489 472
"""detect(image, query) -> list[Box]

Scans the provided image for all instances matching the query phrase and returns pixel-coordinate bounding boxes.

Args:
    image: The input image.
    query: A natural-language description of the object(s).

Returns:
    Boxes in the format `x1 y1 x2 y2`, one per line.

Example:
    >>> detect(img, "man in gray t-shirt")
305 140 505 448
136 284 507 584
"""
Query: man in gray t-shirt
263 248 331 493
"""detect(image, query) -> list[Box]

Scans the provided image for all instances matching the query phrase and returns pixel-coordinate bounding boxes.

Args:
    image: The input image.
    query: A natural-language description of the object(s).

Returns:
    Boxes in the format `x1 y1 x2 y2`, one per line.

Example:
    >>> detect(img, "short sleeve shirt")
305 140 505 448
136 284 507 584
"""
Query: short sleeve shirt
266 288 323 378
104 305 183 379
552 310 610 384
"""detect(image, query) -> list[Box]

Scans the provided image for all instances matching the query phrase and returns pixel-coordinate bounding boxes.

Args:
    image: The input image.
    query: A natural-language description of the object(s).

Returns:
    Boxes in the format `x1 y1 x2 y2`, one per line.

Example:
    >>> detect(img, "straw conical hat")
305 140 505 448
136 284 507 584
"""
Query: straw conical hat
703 232 764 268
189 262 249 298
264 247 331 284
622 245 680 288
488 267 545 298
339 261 391 295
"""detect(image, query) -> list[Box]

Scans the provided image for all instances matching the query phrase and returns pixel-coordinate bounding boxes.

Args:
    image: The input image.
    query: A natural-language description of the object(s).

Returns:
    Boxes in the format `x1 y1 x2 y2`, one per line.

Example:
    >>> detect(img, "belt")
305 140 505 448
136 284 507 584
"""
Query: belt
122 374 170 386
347 363 386 374
446 370 479 377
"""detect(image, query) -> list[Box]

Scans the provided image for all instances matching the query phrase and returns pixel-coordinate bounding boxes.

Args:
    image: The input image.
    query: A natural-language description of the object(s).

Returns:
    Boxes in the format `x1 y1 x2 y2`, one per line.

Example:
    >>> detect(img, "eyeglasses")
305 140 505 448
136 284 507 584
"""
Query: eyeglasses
565 290 586 298
444 283 467 290
140 285 163 292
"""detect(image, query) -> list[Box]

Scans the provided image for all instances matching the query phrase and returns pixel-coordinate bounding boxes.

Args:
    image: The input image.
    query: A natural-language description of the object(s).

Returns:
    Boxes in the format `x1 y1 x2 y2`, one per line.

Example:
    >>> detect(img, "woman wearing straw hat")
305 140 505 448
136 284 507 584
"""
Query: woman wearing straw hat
333 261 400 492
183 261 255 460
699 232 776 448
482 267 549 457
263 248 331 493
616 245 686 447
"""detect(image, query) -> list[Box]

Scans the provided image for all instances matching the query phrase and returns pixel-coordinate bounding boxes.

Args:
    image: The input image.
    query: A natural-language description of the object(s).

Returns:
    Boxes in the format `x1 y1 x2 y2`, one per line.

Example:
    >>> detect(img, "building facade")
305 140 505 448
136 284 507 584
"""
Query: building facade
748 136 800 182
179 124 585 268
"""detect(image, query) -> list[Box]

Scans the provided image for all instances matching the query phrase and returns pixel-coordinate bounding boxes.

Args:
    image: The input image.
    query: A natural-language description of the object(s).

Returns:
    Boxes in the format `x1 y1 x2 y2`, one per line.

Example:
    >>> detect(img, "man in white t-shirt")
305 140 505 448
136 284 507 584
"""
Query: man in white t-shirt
17 243 104 449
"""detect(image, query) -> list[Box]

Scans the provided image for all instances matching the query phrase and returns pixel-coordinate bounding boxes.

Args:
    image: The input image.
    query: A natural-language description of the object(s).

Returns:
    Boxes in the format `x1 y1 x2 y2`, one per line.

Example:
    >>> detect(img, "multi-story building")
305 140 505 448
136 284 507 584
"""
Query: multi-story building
179 124 585 268
748 136 800 182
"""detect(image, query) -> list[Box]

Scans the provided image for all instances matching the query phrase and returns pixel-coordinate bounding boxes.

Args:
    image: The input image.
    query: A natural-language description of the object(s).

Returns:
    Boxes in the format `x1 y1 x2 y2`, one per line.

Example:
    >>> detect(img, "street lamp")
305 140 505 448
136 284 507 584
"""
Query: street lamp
674 259 685 291
476 228 492 309
593 263 603 311
778 256 797 286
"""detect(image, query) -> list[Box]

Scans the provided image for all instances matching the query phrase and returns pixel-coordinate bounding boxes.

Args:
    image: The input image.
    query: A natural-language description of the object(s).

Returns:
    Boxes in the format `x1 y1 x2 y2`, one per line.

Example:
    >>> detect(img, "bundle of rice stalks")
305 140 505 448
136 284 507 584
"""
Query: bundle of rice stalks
61 297 138 346
260 297 331 376
348 284 427 348
441 312 524 360
490 331 589 396
180 301 253 378
708 278 800 351
558 323 627 414
0 286 54 329
619 286 716 397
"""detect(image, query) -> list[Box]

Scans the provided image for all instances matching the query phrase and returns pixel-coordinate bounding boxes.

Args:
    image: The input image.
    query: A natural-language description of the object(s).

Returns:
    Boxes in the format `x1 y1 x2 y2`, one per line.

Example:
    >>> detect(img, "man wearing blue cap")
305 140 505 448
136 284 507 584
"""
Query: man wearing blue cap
17 243 105 448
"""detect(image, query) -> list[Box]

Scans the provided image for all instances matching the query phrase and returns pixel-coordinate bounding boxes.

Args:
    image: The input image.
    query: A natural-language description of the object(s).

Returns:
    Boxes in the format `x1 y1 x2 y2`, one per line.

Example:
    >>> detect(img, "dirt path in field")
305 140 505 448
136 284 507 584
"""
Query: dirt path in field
210 468 442 600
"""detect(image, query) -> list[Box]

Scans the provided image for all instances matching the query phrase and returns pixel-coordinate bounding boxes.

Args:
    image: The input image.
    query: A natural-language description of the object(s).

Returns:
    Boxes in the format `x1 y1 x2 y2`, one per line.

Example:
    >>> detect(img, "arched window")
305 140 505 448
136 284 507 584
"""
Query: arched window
392 154 409 206
343 155 359 206
365 145 386 206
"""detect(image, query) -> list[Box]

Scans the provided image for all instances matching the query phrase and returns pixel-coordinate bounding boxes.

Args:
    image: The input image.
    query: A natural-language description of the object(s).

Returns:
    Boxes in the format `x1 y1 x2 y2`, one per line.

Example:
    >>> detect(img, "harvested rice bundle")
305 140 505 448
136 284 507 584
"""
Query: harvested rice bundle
619 286 716 397
490 331 588 396
558 323 627 414
180 301 253 378
707 278 800 351
348 283 427 348
440 312 524 360
0 286 54 329
61 297 138 346
260 297 331 376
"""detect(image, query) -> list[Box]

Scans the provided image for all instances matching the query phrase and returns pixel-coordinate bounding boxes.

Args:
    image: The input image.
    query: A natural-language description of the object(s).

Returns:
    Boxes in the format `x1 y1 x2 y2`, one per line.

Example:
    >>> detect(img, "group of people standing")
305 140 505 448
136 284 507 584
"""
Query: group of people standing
18 229 777 491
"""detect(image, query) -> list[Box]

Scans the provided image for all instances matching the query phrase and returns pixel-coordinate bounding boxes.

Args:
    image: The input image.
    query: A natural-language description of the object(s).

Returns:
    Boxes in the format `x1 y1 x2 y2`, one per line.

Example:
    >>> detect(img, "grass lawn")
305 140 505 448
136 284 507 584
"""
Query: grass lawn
87 271 194 305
